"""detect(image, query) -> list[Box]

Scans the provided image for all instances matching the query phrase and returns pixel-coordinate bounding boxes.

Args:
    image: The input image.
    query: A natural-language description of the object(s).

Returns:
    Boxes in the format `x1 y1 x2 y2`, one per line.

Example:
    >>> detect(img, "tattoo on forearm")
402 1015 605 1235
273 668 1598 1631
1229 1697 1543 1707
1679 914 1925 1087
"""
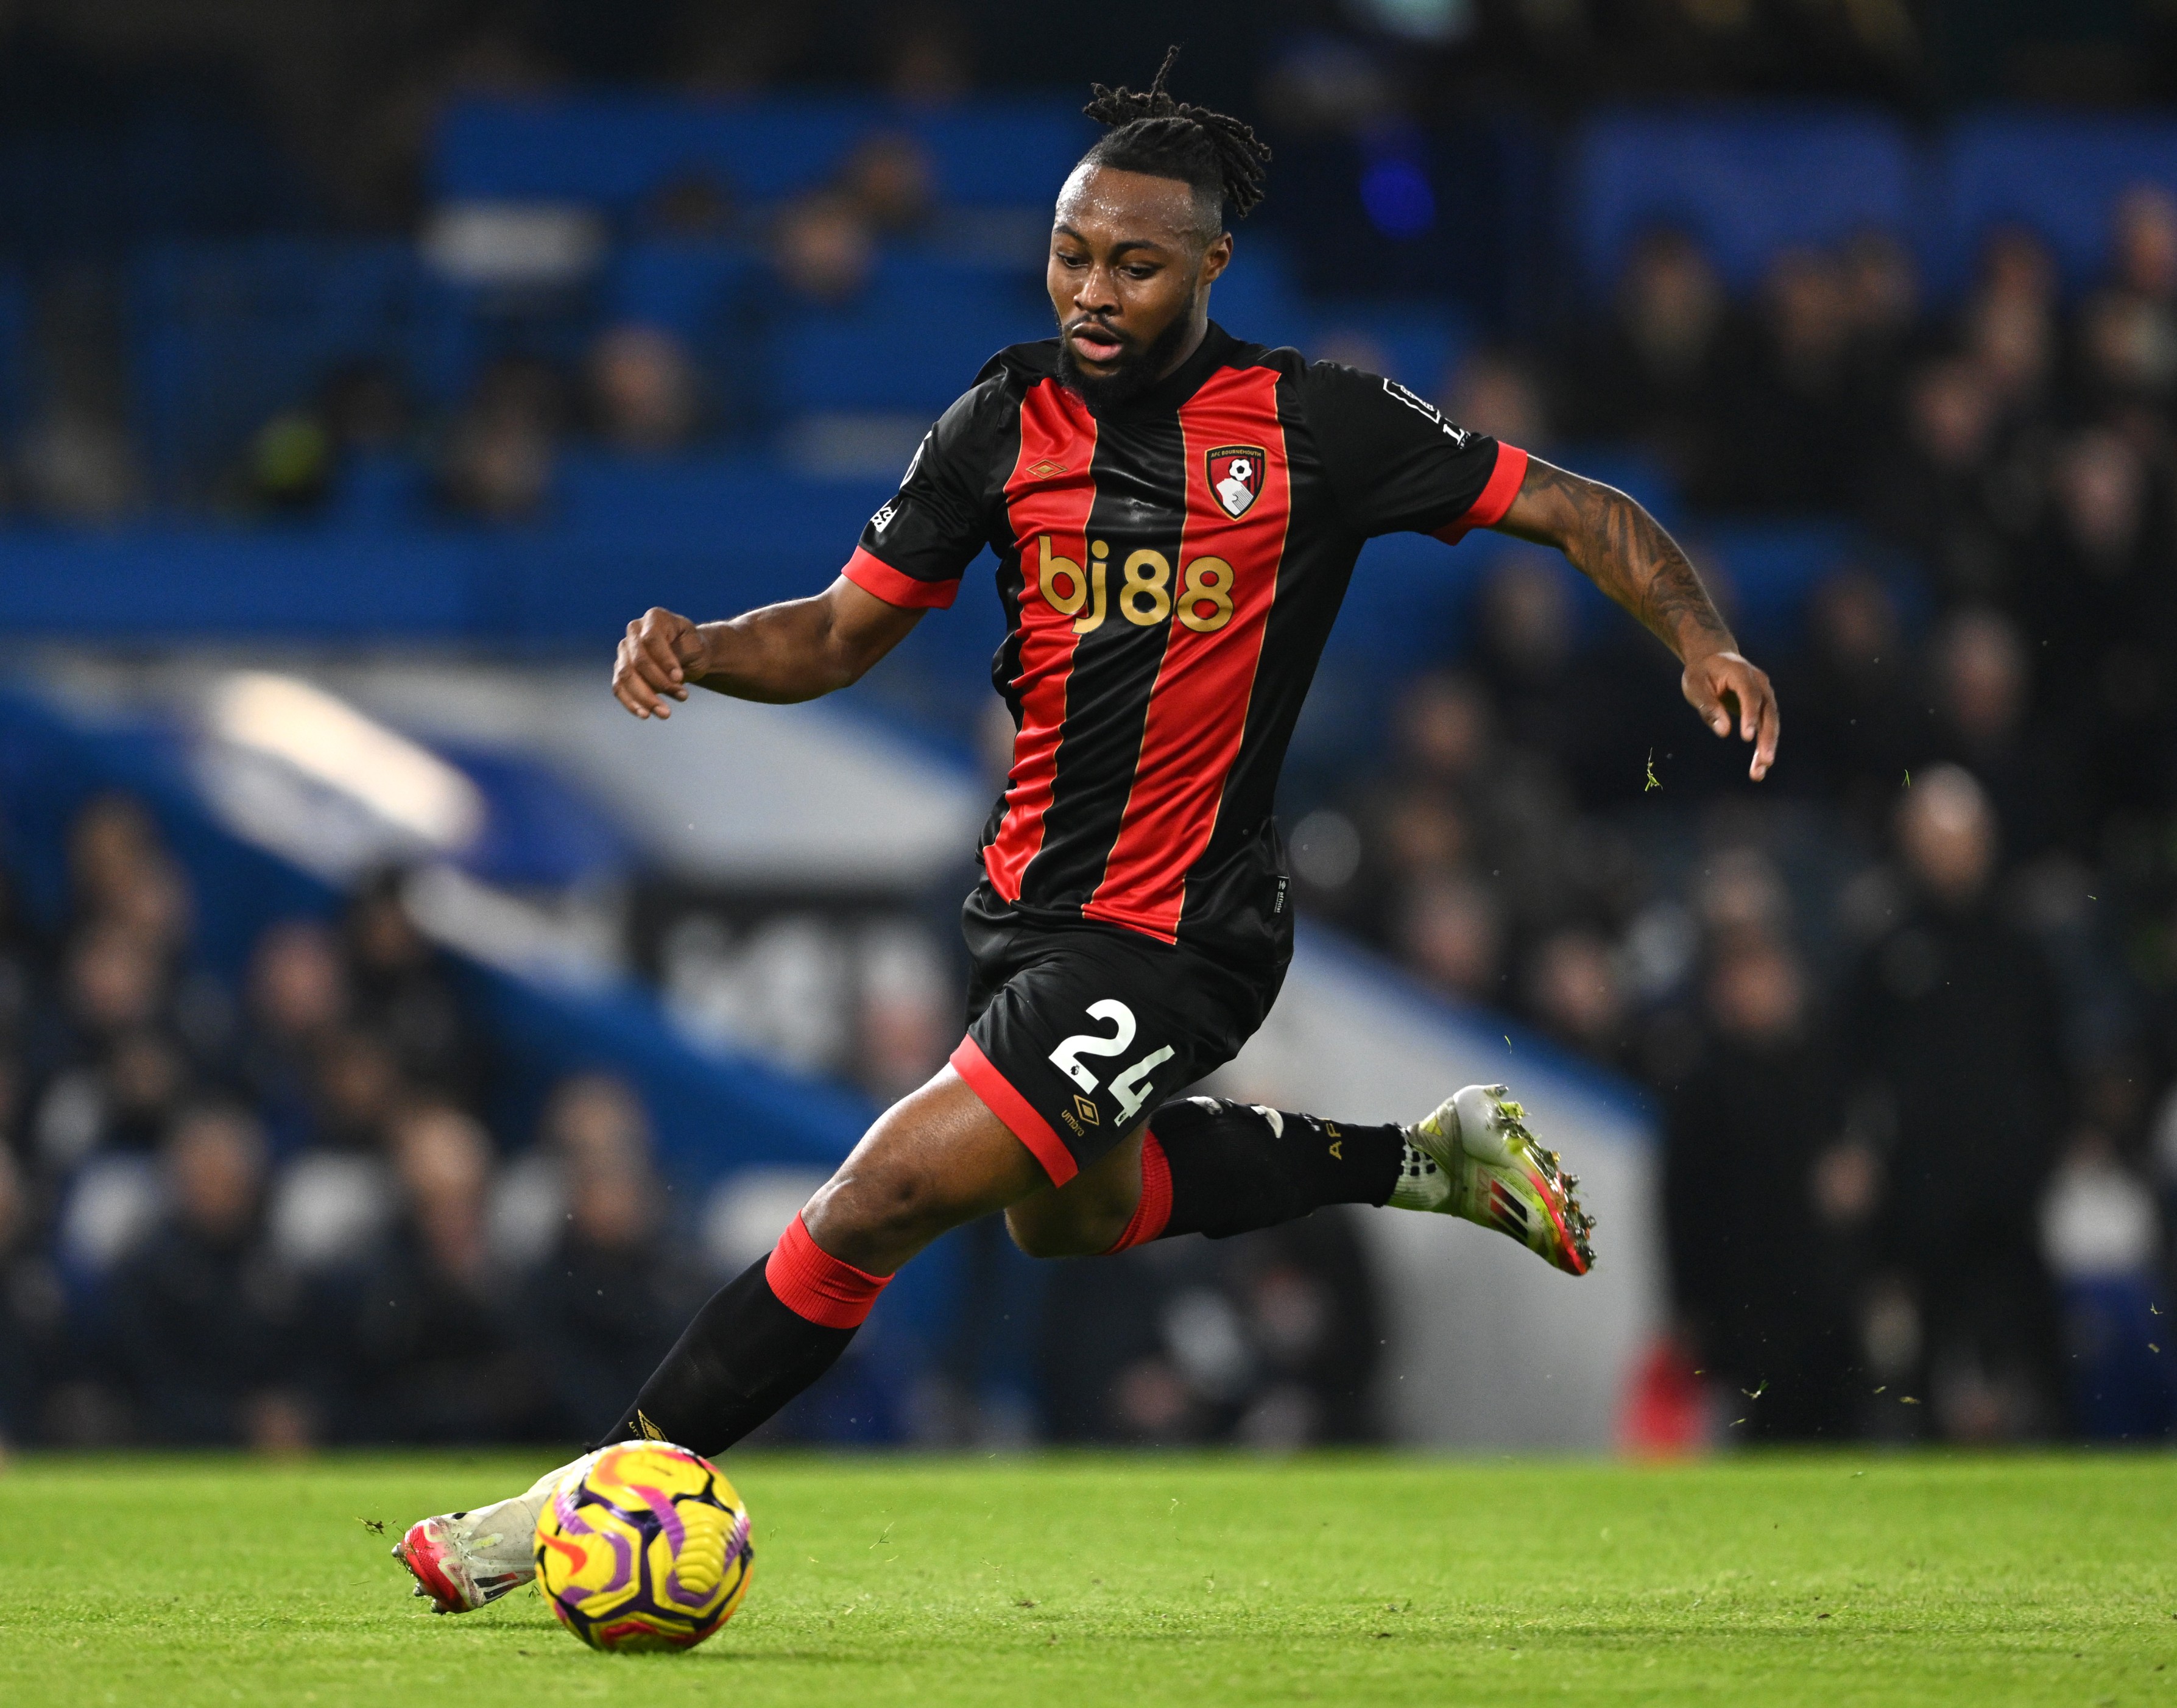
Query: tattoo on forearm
1520 462 1733 659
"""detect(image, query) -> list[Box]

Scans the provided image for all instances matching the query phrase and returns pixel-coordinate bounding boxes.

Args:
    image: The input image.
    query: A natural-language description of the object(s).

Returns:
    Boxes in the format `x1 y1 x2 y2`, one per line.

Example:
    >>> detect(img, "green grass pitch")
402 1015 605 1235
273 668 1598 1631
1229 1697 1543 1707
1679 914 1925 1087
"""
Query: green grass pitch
1 1452 2173 1706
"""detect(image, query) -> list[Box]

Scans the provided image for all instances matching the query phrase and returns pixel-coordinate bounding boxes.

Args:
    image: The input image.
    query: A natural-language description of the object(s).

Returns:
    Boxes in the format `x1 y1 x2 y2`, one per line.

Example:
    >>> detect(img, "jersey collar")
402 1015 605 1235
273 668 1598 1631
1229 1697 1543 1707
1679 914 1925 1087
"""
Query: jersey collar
1090 321 1249 422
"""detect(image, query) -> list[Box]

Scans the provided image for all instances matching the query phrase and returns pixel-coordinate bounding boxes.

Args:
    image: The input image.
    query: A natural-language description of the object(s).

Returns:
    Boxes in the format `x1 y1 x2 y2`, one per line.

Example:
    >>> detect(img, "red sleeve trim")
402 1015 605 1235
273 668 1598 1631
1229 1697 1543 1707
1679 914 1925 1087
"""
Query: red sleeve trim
764 1213 891 1328
842 546 959 610
949 1036 1079 1187
1431 443 1530 545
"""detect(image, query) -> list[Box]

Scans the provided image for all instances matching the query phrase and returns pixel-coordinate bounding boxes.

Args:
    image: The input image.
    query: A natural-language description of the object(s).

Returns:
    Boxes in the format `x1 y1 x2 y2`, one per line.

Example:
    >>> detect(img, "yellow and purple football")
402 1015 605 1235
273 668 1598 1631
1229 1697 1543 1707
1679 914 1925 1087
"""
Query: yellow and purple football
533 1441 753 1653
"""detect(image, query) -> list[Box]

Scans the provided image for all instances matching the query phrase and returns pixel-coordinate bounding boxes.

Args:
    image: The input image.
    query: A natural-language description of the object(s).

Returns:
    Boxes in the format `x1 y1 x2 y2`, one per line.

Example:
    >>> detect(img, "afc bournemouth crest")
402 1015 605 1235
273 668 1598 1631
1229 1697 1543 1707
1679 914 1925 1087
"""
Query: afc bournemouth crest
1207 445 1266 519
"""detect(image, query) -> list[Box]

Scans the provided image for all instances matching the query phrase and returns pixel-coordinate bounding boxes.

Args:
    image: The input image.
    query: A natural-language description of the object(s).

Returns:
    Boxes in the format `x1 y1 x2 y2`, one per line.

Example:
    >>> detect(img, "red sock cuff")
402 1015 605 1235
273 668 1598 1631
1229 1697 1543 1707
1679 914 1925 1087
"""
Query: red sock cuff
1104 1131 1174 1253
764 1214 891 1329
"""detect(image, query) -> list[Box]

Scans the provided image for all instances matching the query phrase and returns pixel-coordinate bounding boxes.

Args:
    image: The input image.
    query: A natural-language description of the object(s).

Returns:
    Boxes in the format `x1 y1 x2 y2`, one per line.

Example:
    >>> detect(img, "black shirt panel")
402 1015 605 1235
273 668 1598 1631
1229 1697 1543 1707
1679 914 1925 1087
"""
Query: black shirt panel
1302 360 1506 539
849 367 1023 602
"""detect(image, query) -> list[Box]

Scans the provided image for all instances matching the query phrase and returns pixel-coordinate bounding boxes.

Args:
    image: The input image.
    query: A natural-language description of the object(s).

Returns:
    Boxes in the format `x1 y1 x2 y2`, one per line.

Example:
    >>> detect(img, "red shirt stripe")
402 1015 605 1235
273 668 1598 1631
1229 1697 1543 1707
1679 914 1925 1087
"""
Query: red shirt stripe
982 380 1098 903
1082 367 1291 942
1431 442 1529 544
841 546 959 609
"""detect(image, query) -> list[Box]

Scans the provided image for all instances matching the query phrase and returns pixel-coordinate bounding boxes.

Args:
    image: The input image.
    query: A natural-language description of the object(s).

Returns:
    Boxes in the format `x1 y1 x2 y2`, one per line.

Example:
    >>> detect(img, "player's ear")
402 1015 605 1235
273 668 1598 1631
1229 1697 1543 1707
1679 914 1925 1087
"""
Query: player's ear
1199 231 1233 288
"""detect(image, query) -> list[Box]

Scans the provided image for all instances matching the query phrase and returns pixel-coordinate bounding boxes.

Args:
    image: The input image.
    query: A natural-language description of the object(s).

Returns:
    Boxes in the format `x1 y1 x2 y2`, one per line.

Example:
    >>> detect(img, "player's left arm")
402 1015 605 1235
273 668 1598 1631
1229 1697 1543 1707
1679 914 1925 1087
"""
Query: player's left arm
1494 456 1779 782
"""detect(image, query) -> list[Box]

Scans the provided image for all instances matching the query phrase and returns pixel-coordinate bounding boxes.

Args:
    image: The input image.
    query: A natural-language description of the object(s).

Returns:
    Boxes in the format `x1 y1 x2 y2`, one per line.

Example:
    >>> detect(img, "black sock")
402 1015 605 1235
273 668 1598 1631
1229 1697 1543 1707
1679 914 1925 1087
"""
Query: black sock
592 1255 857 1456
1144 1096 1405 1243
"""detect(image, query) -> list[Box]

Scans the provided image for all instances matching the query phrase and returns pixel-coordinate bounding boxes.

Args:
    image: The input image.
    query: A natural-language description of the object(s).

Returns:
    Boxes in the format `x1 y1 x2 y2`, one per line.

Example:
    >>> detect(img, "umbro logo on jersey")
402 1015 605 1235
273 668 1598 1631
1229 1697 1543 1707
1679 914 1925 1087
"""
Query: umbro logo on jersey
1381 377 1470 446
1207 445 1266 518
1025 457 1068 479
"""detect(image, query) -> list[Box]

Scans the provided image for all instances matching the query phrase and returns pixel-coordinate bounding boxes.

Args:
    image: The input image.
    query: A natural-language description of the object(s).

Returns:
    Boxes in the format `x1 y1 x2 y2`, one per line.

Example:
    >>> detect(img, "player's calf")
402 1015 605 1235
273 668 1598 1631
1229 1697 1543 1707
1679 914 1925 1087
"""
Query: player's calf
1093 1086 1595 1274
591 1066 1039 1456
1096 1096 1406 1250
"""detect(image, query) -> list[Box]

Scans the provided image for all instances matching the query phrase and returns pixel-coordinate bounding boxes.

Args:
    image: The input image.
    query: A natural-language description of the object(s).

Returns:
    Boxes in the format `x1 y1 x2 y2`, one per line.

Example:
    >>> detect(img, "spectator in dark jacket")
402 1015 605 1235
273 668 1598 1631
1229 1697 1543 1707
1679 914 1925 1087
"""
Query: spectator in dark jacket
0 1145 63 1445
1556 227 1742 506
106 1104 320 1448
347 1104 536 1443
1844 766 2067 1438
1665 931 1861 1438
1922 606 2077 862
521 1150 704 1440
1774 566 1920 836
343 872 490 1109
2022 429 2176 825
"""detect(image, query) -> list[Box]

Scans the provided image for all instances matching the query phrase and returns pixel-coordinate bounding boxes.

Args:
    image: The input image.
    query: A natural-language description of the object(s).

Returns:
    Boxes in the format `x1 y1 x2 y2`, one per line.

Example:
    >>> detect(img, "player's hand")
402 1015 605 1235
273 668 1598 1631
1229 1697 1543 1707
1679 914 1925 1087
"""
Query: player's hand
614 607 710 720
1681 648 1779 782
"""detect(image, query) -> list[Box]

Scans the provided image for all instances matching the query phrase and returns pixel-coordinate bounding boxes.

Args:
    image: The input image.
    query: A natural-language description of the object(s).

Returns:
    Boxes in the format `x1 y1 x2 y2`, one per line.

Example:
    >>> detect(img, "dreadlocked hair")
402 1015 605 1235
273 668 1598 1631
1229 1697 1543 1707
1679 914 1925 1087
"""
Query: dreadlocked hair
1081 45 1272 225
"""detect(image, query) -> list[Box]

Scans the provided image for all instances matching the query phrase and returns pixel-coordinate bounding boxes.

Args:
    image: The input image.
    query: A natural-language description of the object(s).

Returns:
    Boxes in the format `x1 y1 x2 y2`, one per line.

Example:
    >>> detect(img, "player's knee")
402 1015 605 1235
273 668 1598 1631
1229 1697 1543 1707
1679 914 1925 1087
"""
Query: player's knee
1001 1204 1081 1260
1003 1190 1129 1260
803 1152 972 1256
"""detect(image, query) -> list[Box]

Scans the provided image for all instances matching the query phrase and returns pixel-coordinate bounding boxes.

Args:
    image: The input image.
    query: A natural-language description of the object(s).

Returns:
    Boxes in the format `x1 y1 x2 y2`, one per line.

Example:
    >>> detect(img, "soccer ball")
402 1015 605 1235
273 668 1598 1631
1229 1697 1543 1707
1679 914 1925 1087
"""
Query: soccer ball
532 1441 753 1652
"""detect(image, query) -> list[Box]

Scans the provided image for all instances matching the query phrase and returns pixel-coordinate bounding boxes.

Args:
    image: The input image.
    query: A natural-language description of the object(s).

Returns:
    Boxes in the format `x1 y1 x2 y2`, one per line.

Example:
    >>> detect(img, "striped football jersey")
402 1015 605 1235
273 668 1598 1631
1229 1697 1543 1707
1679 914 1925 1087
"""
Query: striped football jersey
841 323 1527 965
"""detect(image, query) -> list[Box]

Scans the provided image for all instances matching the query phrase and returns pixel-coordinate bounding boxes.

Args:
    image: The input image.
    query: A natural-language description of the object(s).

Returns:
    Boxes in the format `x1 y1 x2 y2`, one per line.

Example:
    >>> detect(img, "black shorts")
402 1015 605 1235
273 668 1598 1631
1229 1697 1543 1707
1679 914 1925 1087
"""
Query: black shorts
948 882 1286 1185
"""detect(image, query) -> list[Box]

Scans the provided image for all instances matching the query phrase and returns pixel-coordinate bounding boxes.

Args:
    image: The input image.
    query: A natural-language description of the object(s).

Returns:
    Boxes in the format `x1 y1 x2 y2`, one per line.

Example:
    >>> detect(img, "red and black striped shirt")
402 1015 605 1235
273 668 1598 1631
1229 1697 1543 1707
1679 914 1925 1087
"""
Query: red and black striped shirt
842 323 1525 966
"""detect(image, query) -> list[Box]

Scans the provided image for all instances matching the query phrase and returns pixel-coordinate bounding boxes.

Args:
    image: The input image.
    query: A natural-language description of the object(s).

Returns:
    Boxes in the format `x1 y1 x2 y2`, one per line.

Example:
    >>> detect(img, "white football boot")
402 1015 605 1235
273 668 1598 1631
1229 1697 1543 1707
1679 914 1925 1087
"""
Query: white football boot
1394 1083 1595 1275
394 1450 600 1613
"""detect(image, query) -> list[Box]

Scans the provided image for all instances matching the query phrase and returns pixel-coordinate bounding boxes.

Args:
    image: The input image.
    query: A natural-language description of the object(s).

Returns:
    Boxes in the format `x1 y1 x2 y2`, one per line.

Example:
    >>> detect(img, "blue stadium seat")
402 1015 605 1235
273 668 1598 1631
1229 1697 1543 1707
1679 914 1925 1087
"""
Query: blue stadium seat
610 238 762 342
1303 299 1472 392
130 237 420 490
769 255 1048 417
554 452 810 538
1203 235 1311 353
895 102 1097 208
325 452 429 531
432 96 1095 217
1570 105 1919 295
435 95 865 208
0 529 479 637
606 239 769 432
129 237 570 476
1697 517 1866 651
1936 113 2177 300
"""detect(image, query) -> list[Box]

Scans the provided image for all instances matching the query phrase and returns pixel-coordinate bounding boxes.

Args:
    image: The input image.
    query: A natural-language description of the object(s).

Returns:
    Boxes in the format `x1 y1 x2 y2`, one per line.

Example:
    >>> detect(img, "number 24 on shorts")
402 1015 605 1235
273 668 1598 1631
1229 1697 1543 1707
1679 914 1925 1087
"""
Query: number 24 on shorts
1048 1000 1174 1123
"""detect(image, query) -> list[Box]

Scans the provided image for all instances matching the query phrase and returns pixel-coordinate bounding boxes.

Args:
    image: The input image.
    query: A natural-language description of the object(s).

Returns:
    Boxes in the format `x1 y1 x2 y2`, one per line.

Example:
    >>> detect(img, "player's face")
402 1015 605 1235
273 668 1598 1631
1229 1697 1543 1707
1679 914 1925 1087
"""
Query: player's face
1048 165 1232 402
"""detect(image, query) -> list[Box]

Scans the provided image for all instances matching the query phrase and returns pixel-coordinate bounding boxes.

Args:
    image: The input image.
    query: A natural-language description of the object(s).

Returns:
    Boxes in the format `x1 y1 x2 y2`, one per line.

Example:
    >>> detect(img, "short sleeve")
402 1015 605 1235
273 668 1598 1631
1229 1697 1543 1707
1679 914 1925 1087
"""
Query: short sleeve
840 380 1011 611
1303 362 1528 543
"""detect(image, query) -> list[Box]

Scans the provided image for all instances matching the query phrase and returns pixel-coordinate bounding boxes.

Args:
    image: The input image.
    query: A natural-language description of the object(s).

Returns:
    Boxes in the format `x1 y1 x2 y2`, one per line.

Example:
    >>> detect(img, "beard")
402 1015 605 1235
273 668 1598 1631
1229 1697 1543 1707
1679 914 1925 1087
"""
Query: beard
1056 310 1199 414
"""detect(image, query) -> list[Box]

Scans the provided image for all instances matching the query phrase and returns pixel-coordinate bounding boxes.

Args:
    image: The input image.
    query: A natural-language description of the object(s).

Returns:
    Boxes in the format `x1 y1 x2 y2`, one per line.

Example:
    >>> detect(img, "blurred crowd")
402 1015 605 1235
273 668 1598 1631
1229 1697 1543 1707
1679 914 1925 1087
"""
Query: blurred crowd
13 0 2150 525
0 792 1383 1455
1288 187 2177 1444
0 797 712 1451
0 5 998 524
222 123 958 524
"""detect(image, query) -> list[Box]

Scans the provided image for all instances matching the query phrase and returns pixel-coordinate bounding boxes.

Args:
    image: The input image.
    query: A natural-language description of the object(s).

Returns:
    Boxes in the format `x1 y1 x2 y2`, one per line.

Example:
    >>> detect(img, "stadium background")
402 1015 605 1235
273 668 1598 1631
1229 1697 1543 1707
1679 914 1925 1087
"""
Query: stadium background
0 0 2172 1458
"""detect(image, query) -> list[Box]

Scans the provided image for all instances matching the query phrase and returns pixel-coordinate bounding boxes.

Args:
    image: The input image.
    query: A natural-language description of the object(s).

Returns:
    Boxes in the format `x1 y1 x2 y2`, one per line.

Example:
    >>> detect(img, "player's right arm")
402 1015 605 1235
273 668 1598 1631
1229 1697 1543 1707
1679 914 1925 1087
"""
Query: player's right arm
612 376 1010 720
612 581 922 718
